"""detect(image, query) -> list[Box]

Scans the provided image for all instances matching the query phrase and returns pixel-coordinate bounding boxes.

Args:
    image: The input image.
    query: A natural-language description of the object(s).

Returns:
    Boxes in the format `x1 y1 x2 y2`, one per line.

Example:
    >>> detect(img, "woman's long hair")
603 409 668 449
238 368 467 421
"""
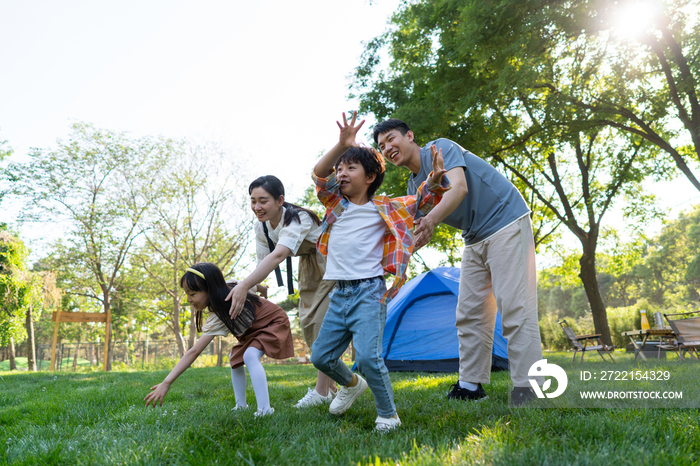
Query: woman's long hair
249 175 321 227
180 262 260 332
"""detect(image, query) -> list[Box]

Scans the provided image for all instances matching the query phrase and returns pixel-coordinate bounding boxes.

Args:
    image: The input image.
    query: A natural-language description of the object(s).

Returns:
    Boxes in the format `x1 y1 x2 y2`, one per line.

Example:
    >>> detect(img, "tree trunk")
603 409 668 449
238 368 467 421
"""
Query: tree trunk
215 336 222 367
578 242 613 346
88 342 96 365
9 338 17 370
102 292 113 371
26 306 37 372
107 332 114 369
124 340 129 366
72 340 81 371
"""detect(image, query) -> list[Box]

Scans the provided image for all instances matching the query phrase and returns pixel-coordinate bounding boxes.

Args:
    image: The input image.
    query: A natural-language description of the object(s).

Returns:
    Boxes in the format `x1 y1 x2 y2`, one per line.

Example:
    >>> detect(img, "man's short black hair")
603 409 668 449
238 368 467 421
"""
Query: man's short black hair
372 119 411 144
335 146 385 197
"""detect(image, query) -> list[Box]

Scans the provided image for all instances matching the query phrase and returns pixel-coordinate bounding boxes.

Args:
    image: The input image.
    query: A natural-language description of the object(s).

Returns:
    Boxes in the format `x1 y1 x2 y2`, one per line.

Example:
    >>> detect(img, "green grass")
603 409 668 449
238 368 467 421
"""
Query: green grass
1 352 699 465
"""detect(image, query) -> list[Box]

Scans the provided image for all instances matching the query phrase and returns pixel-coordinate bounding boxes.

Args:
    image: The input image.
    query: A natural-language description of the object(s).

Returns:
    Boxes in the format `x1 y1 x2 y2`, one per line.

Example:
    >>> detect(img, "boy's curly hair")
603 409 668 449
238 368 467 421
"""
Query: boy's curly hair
335 146 385 197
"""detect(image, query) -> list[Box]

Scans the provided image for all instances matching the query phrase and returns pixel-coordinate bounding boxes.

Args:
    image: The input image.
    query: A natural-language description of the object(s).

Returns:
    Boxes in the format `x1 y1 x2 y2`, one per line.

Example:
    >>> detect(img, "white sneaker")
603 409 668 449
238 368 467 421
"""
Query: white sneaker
375 414 401 432
329 375 368 415
254 407 274 418
294 388 335 408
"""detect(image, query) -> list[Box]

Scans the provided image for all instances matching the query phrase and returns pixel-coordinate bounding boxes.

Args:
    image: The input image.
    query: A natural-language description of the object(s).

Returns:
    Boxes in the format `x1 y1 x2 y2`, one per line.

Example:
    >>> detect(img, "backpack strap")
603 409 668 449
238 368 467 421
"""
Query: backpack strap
261 222 295 295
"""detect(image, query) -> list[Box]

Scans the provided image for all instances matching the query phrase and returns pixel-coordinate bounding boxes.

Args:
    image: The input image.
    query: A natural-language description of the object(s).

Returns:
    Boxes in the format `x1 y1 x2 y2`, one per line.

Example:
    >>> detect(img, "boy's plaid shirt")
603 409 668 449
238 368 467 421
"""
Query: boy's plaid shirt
313 169 451 304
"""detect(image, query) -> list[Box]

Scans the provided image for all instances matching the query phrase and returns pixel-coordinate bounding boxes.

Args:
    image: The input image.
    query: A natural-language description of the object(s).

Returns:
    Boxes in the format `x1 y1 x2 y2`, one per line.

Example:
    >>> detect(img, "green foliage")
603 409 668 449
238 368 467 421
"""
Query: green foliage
0 230 31 345
276 292 300 312
538 205 700 349
130 140 252 355
5 123 173 330
352 0 679 345
0 136 12 205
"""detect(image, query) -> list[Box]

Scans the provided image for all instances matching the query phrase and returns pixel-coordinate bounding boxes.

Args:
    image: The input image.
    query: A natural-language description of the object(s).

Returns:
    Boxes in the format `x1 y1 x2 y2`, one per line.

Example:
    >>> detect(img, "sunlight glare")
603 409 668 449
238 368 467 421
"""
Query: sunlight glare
611 0 663 39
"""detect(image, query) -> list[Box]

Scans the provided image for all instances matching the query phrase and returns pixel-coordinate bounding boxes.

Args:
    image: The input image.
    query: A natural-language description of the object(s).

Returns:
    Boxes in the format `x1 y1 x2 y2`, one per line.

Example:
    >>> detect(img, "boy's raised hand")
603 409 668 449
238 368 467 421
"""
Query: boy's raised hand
337 111 365 148
430 145 447 184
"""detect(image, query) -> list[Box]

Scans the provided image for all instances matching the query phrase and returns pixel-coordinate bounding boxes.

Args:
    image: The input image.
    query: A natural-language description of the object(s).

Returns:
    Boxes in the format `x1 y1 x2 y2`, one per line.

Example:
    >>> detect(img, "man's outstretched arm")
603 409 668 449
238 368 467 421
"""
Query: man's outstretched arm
414 164 468 250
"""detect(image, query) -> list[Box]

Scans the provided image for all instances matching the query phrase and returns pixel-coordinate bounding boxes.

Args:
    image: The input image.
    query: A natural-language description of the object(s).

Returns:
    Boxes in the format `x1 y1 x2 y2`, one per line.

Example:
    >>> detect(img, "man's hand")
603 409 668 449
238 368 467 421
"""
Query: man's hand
430 145 447 184
337 111 365 148
225 284 248 319
414 216 437 251
144 382 171 408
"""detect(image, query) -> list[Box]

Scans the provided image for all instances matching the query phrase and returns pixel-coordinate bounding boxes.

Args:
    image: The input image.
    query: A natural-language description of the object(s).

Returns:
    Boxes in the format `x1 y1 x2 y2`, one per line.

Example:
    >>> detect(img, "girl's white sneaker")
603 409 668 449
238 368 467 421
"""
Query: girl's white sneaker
254 407 275 418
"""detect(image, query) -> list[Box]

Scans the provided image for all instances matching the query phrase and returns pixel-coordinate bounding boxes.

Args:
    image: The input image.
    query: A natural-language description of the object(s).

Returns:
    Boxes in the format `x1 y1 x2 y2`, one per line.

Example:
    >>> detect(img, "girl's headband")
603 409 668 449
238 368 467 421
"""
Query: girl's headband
185 268 205 280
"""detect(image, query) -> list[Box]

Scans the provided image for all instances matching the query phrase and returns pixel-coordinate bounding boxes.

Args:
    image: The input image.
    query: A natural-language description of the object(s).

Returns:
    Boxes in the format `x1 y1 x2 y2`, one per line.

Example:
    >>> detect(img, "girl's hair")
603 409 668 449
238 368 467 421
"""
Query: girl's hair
249 175 321 227
180 262 261 332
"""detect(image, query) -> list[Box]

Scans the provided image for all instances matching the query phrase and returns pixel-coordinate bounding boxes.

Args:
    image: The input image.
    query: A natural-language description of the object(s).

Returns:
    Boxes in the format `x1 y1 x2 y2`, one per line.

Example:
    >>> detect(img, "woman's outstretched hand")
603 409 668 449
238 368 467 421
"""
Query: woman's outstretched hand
225 283 247 319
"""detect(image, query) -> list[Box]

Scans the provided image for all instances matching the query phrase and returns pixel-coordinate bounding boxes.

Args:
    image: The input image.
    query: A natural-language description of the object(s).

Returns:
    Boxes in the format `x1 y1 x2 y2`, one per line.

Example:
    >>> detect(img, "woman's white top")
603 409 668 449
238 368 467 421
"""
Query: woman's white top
323 201 386 280
254 207 322 264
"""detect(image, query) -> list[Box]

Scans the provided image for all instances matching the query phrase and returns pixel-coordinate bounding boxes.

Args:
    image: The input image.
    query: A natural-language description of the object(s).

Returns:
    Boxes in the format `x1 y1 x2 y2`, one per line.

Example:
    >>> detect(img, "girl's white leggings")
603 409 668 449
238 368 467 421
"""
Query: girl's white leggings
230 346 270 412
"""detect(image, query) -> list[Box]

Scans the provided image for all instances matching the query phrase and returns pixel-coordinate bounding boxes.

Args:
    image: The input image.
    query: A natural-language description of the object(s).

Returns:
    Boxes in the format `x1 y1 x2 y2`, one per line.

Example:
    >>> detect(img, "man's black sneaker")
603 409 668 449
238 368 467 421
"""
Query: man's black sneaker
446 383 488 401
509 386 538 407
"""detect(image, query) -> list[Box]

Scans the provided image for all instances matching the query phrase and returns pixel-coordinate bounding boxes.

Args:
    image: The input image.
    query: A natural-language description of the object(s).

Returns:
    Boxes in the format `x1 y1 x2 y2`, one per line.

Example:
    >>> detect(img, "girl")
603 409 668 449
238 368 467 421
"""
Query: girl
144 262 294 417
226 175 338 408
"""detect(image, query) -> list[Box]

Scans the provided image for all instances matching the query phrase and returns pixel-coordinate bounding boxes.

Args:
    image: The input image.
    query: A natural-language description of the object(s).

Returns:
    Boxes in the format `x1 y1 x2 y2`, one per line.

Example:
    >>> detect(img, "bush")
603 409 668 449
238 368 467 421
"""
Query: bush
539 313 568 350
540 313 596 351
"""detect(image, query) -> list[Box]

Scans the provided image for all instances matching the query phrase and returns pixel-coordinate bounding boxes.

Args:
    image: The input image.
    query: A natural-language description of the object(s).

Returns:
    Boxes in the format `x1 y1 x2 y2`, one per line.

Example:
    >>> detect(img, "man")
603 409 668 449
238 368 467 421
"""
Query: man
374 119 543 406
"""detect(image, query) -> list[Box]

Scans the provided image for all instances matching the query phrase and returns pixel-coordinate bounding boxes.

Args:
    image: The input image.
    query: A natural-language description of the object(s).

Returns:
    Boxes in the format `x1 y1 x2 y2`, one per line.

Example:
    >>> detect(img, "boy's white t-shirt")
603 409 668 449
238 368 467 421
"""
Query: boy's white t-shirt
324 201 386 280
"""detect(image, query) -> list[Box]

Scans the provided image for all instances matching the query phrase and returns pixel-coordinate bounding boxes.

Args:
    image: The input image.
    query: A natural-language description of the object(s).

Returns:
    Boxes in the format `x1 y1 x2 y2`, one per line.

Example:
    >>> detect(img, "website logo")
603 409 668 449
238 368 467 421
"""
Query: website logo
528 359 568 398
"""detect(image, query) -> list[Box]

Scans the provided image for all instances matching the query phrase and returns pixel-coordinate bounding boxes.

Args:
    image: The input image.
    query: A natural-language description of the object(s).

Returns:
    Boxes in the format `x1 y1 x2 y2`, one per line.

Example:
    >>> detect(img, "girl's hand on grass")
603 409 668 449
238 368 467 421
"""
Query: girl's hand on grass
144 382 170 408
225 283 247 319
430 145 446 184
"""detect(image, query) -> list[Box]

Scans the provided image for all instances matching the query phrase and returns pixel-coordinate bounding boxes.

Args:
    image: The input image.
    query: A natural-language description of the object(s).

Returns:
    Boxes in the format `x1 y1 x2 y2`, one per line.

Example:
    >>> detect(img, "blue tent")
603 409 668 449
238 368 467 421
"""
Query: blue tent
382 267 509 372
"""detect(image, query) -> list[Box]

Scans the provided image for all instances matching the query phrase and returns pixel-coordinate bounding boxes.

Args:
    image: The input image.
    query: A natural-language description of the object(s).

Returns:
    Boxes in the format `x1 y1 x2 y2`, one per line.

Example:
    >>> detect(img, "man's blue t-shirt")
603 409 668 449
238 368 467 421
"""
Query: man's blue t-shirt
406 138 529 245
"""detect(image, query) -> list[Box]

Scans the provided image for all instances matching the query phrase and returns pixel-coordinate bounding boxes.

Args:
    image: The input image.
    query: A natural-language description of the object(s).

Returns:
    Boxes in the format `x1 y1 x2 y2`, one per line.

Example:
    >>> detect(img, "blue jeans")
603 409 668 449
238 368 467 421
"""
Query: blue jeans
311 277 396 418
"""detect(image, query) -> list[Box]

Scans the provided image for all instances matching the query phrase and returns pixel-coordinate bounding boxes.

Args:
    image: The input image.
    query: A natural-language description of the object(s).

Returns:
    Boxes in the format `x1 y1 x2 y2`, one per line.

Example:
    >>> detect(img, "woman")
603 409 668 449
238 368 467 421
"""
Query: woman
226 176 338 408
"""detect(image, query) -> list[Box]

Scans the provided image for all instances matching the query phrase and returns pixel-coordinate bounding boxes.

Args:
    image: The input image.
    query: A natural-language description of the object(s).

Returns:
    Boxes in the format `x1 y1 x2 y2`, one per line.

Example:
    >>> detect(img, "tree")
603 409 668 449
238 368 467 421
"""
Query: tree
6 123 172 369
0 136 12 210
352 0 664 344
635 204 700 306
542 0 700 192
132 142 251 357
0 229 29 370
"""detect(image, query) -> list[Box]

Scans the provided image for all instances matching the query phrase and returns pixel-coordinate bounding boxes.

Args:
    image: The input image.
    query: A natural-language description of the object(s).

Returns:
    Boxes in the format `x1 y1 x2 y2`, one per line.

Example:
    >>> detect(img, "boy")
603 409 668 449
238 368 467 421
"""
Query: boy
310 112 451 431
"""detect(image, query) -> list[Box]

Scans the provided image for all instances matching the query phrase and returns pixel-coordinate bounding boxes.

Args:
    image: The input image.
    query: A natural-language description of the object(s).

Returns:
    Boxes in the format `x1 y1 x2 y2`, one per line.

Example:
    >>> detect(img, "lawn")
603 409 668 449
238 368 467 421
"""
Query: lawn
1 352 699 465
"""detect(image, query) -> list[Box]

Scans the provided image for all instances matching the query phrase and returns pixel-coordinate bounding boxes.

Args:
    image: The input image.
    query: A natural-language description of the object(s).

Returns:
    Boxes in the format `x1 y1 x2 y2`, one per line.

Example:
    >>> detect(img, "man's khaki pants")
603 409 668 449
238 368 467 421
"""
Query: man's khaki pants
457 215 543 388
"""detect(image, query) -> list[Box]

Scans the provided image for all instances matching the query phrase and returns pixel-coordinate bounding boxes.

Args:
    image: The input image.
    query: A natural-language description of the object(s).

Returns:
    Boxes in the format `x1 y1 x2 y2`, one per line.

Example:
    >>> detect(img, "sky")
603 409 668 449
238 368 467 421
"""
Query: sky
2 0 700 272
0 0 401 251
